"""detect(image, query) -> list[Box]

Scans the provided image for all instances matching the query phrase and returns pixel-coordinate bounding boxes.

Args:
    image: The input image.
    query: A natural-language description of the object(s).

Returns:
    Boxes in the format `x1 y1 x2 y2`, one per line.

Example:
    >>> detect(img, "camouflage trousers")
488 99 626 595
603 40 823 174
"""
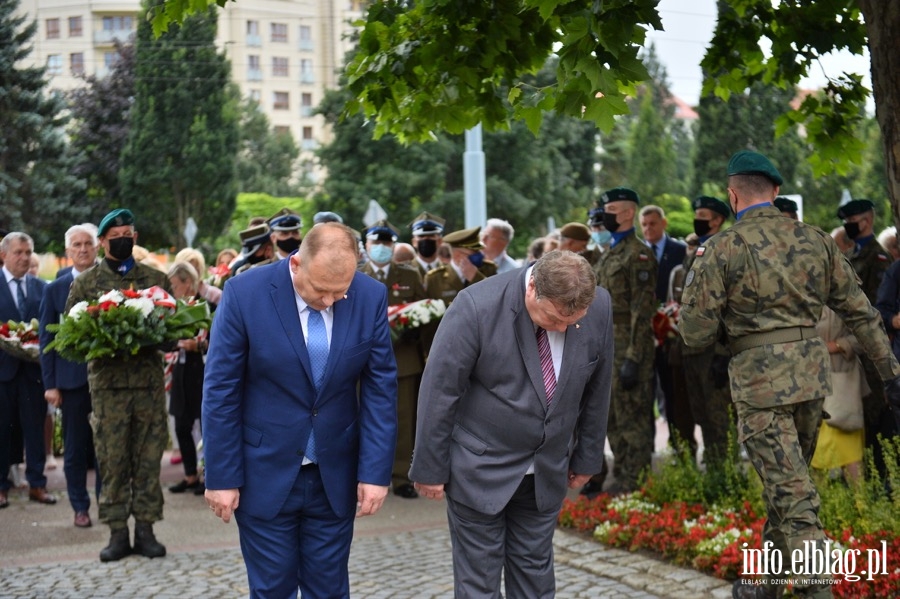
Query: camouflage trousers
607 368 655 490
90 385 168 527
737 399 832 598
682 347 733 466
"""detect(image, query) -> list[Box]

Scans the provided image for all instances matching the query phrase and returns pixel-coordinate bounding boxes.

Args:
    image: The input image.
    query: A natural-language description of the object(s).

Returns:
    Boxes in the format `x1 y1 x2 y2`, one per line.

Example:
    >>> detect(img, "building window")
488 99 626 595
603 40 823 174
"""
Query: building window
70 53 84 75
46 54 62 75
46 18 60 39
272 57 289 77
273 92 289 110
103 16 133 33
248 55 262 81
298 25 312 51
301 126 317 150
299 59 314 84
300 93 314 117
68 16 83 37
246 20 260 47
271 22 287 43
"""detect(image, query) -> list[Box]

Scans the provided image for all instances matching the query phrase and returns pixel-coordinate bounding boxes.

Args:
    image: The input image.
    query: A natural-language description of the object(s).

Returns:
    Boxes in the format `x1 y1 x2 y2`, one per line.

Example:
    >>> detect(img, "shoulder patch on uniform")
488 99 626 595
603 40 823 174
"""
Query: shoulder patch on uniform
638 254 649 261
638 271 650 282
695 246 706 257
685 270 695 287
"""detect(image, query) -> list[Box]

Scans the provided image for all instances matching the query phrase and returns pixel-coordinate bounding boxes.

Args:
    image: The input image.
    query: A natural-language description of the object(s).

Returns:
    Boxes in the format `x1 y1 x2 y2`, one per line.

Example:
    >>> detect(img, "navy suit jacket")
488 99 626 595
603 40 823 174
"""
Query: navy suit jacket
0 273 46 383
653 236 687 302
202 260 398 520
39 272 89 391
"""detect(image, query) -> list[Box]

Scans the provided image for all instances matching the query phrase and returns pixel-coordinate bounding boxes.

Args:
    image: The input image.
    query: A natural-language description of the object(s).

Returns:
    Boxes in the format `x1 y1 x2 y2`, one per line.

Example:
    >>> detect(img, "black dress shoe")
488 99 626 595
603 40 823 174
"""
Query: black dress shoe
193 482 206 495
393 483 419 499
169 479 201 493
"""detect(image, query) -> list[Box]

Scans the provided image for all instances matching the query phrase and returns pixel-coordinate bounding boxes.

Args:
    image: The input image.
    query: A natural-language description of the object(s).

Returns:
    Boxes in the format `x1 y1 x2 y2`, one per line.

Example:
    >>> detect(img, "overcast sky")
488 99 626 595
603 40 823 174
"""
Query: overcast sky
646 0 872 106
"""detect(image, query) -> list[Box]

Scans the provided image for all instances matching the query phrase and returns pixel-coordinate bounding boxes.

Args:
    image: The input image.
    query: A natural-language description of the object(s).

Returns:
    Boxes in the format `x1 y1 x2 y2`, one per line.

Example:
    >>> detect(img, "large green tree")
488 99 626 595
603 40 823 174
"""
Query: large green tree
0 0 84 250
67 41 136 218
119 2 238 250
235 96 302 196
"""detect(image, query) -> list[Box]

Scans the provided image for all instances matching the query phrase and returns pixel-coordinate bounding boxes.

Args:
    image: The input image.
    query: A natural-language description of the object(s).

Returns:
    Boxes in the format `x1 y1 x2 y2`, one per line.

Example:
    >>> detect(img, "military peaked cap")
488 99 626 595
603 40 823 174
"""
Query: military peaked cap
410 212 446 236
442 226 483 250
365 220 400 242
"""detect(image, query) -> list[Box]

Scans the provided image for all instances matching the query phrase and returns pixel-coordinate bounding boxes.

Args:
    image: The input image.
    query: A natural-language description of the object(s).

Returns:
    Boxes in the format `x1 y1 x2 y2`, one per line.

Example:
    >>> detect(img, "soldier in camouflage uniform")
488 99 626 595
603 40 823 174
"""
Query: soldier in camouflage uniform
681 151 900 599
837 199 896 472
65 209 173 563
583 188 657 496
680 196 734 469
359 220 427 498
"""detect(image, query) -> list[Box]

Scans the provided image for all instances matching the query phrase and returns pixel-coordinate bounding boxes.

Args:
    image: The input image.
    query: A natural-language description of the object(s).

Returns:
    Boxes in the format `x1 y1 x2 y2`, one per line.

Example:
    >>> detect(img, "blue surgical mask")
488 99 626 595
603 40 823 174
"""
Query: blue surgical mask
367 244 393 265
591 231 612 246
467 251 485 268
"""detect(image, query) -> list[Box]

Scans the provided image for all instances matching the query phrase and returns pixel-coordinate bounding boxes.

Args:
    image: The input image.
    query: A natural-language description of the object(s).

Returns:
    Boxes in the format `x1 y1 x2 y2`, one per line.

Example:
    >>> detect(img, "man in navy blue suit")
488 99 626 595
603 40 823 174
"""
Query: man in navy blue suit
39 224 101 527
639 206 695 455
203 222 398 598
0 232 54 508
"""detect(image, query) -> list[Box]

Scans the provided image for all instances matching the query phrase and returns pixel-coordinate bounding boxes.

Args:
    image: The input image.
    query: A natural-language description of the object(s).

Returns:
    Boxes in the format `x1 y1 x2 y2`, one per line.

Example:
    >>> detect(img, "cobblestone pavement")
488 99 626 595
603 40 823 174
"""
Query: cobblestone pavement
0 423 734 598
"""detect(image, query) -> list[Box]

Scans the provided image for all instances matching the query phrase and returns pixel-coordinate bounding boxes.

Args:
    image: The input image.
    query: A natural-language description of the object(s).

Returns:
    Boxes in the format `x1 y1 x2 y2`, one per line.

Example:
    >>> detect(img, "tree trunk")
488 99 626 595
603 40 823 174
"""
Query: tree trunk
859 0 900 228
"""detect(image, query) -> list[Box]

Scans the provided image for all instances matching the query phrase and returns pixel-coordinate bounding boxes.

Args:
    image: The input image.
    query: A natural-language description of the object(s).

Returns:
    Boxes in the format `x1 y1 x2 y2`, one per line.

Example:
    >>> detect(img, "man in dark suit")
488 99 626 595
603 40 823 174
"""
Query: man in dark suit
0 232 54 508
359 220 426 498
39 224 101 527
203 222 398 598
639 205 694 457
411 250 613 597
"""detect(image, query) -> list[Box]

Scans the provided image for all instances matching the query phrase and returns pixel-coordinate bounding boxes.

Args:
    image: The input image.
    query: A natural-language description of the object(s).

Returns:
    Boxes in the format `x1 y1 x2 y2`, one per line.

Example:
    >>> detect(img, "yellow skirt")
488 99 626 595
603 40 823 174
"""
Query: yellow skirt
811 421 864 470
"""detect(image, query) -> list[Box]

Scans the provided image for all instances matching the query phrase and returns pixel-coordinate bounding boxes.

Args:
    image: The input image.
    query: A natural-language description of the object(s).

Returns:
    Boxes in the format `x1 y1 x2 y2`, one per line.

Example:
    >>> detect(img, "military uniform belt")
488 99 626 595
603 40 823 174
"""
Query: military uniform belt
729 326 818 355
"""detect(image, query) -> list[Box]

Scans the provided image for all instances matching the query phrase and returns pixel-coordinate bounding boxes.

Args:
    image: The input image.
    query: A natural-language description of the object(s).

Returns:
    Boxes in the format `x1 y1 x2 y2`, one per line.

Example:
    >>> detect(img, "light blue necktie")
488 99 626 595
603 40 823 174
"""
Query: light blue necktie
14 279 26 320
305 309 329 462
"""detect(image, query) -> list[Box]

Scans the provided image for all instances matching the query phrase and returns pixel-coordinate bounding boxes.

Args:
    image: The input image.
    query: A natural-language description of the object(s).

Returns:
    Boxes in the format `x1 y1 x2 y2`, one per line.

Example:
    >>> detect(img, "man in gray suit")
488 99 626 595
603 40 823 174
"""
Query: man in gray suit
411 250 613 598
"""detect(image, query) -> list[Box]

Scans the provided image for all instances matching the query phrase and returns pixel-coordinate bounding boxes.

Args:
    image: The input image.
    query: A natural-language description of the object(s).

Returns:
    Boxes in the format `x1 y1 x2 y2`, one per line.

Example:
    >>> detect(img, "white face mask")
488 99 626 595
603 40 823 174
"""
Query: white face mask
367 244 393 265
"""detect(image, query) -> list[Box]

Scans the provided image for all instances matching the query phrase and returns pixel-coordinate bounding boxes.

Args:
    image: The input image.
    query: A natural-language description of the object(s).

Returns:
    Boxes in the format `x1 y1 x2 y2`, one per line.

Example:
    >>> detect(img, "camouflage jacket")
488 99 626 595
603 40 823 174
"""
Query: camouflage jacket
681 205 900 407
593 230 657 364
66 260 172 390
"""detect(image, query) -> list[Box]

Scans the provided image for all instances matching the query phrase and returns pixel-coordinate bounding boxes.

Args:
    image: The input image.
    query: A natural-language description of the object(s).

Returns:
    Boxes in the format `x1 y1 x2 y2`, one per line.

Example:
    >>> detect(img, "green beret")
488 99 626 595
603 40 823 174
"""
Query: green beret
692 196 730 218
98 208 135 237
442 226 483 250
774 196 799 214
837 199 875 220
727 150 784 185
600 187 640 205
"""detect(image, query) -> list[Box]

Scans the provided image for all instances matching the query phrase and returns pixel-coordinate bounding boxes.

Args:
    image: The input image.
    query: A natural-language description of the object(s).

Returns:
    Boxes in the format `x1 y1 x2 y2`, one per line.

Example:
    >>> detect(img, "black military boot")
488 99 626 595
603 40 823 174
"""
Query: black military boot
99 527 131 562
133 521 166 558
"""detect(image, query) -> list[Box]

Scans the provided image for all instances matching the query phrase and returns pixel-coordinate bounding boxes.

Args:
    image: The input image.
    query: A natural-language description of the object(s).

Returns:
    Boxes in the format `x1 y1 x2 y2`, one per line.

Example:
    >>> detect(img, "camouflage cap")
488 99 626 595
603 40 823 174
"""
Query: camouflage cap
600 187 640 206
726 150 784 185
837 198 875 220
239 223 271 256
692 196 731 218
409 211 446 236
442 226 483 250
267 208 302 231
98 208 135 237
774 196 799 214
364 219 400 242
559 222 591 242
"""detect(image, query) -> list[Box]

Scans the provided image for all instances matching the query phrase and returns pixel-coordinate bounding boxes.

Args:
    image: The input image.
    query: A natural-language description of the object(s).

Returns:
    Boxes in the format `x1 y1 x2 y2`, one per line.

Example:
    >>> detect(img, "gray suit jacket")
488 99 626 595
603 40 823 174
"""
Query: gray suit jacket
410 268 613 514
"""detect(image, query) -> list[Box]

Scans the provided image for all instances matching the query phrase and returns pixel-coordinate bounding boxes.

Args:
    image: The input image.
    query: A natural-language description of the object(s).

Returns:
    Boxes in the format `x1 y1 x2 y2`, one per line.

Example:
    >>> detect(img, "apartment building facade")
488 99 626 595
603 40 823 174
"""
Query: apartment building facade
18 0 366 177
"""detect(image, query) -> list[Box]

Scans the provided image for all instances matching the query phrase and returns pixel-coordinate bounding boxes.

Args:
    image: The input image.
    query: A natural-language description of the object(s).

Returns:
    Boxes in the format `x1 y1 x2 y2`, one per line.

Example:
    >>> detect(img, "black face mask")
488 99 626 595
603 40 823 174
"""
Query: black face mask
602 212 620 233
276 237 301 254
844 221 861 240
417 238 437 259
106 237 134 261
246 251 268 265
693 219 712 237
